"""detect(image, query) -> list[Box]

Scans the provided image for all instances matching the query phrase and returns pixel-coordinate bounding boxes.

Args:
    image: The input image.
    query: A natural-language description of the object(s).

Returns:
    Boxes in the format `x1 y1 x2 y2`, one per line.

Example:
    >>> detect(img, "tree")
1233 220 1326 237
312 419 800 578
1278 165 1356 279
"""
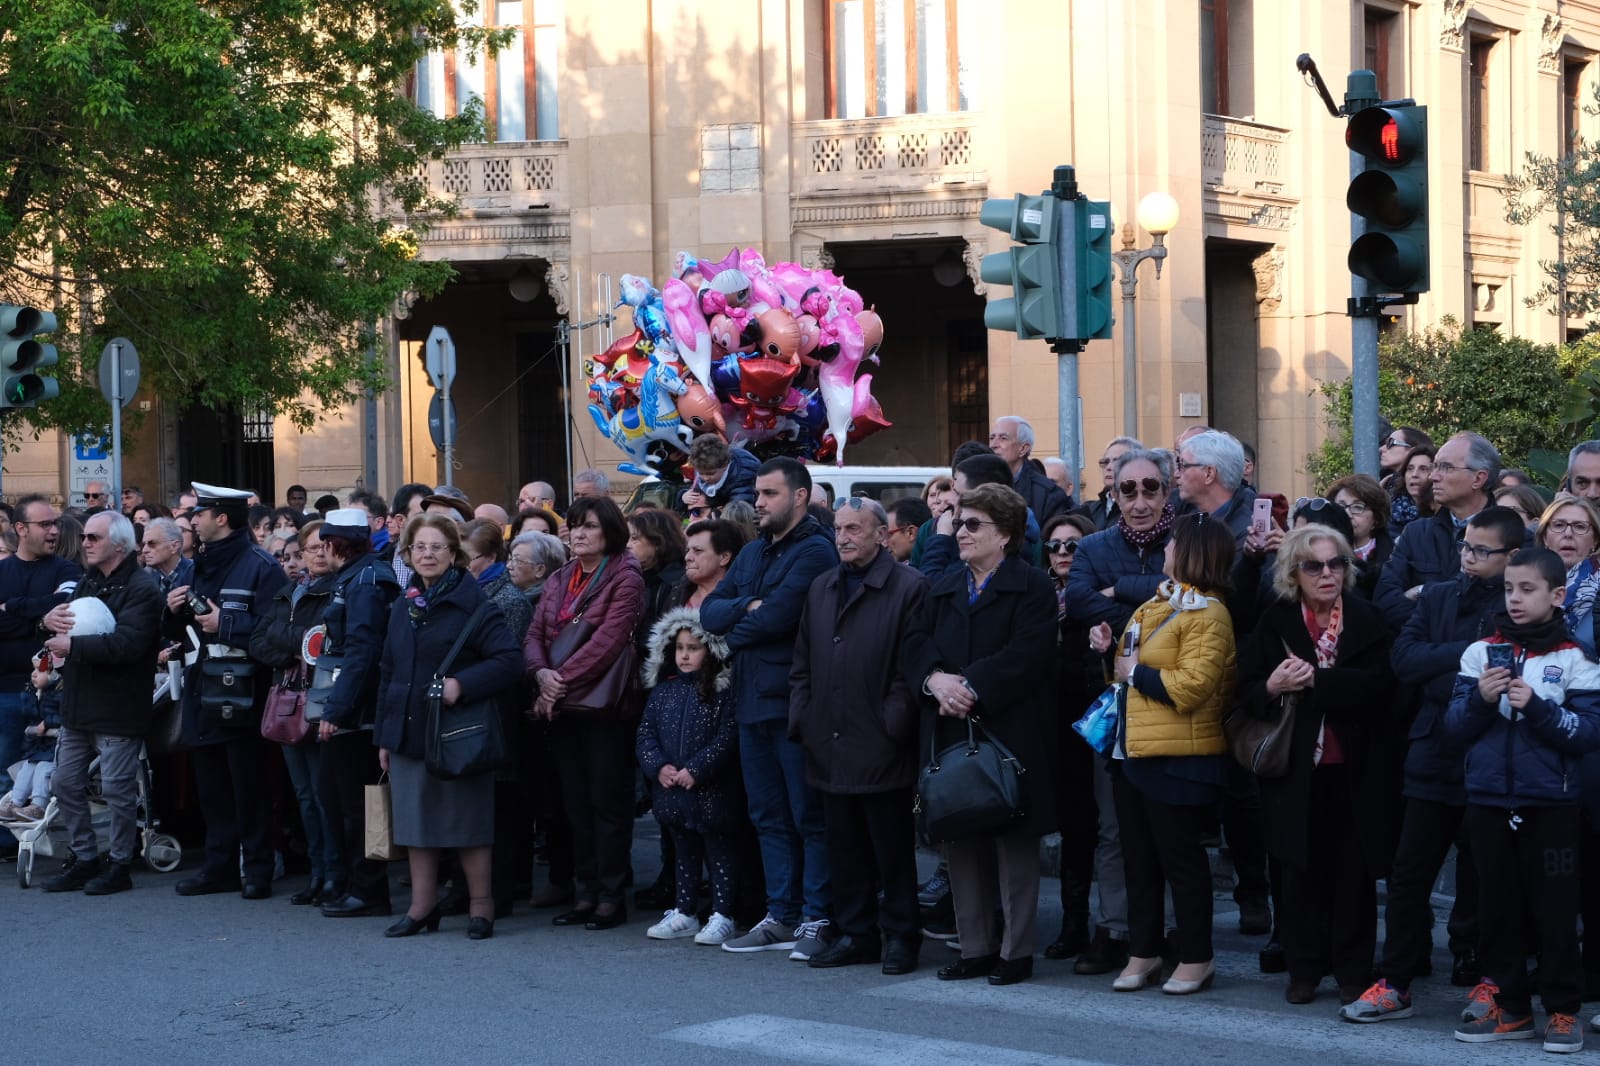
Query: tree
1505 83 1600 324
0 0 507 437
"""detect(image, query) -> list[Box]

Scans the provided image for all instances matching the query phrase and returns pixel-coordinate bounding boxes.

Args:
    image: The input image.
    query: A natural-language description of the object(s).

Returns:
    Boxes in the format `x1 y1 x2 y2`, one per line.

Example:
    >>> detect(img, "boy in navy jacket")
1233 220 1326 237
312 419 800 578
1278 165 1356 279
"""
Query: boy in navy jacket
1446 547 1600 1052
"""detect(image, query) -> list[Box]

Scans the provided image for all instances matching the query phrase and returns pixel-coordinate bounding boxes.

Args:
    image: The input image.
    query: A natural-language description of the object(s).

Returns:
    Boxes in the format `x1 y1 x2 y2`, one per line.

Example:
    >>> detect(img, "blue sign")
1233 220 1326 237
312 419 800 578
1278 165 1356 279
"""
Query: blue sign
74 433 110 461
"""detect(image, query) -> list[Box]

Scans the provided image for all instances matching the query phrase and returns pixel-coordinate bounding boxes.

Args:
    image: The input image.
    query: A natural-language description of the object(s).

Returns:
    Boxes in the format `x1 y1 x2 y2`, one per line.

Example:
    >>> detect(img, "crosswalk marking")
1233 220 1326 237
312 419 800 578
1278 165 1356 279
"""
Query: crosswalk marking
665 1013 1099 1065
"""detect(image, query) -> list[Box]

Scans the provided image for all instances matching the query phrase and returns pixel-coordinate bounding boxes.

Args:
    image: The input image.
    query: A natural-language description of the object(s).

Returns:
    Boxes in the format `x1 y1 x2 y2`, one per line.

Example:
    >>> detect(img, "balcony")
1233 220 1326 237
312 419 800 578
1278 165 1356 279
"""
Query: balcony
790 113 987 232
1201 115 1296 232
405 140 571 258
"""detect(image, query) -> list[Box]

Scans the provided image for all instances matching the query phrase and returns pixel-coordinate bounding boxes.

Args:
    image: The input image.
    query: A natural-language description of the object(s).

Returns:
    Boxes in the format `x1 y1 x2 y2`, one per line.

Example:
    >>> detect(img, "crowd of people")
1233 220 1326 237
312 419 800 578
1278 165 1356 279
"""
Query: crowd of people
7 418 1600 1052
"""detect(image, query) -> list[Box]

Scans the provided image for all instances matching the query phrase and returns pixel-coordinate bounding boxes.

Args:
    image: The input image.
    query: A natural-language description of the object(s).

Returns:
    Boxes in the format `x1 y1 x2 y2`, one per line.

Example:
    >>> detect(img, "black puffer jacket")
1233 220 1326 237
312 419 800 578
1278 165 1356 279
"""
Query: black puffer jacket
249 575 335 688
59 555 163 738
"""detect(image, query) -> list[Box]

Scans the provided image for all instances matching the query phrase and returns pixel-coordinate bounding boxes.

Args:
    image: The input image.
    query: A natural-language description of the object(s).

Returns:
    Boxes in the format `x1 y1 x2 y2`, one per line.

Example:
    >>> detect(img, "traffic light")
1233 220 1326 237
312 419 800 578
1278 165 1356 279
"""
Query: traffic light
1346 104 1429 294
1074 199 1115 341
0 304 61 408
979 194 1063 341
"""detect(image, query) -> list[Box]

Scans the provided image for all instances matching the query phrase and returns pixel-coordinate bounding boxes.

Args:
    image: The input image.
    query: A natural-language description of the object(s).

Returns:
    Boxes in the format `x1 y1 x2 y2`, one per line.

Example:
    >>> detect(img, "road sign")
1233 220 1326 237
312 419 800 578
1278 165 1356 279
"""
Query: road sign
428 391 457 448
98 338 141 407
425 326 456 391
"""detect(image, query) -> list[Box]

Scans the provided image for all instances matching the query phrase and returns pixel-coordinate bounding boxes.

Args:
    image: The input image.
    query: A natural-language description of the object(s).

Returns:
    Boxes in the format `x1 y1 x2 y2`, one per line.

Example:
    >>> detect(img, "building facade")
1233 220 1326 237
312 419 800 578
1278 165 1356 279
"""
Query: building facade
11 0 1597 508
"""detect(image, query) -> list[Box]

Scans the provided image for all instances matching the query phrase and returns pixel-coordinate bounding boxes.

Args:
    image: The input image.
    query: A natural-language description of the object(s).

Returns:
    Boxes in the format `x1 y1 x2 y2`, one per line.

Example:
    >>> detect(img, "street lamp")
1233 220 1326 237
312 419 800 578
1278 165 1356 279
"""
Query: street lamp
1111 191 1180 435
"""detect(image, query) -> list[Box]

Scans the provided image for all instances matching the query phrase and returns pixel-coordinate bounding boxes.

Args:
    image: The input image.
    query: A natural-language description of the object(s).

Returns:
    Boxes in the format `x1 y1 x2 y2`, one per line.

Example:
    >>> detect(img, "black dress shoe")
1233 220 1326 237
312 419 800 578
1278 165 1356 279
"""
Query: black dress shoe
288 878 324 906
385 908 442 937
322 895 393 918
467 916 494 940
241 881 272 900
988 956 1034 986
552 903 597 926
1259 939 1287 974
882 934 922 975
808 933 883 968
1452 949 1480 988
1044 920 1090 960
585 903 627 930
937 953 1000 981
175 874 242 897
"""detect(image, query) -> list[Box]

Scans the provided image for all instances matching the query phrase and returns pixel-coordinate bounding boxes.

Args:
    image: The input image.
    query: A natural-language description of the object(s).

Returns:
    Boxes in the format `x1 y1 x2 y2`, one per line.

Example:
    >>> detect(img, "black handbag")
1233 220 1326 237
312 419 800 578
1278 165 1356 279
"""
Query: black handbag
198 656 258 731
303 653 343 723
913 715 1026 843
424 603 508 780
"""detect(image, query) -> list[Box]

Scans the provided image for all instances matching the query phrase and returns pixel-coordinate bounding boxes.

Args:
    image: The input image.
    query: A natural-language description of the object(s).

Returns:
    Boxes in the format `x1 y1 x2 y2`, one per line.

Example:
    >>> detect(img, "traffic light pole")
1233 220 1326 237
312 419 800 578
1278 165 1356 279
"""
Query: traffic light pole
1345 72 1382 479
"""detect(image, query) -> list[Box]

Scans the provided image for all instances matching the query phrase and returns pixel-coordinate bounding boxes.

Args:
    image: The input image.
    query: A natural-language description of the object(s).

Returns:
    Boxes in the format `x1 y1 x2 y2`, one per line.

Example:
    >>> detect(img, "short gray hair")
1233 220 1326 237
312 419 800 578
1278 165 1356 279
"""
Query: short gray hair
1455 432 1501 489
1111 448 1175 489
145 516 183 546
512 530 567 572
1181 430 1246 492
95 512 138 556
1103 435 1142 454
574 468 610 493
1569 440 1600 472
998 416 1035 451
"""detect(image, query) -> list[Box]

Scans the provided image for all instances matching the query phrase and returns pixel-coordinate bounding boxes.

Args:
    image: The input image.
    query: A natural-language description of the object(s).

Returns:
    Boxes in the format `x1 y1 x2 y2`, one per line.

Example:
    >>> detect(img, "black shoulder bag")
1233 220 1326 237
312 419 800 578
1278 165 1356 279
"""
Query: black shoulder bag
423 603 508 780
913 715 1026 843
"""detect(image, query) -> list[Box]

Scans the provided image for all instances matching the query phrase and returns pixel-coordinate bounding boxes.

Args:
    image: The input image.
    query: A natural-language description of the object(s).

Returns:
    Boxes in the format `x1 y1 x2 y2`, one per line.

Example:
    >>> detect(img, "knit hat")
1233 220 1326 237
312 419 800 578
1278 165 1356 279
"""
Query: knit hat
641 606 731 691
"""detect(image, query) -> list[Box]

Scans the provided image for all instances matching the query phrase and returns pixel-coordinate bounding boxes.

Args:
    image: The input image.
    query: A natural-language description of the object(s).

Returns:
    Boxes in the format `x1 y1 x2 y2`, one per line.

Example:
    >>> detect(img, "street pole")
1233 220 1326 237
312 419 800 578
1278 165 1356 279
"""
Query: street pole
110 340 123 504
441 363 453 489
1111 226 1170 438
1346 72 1381 477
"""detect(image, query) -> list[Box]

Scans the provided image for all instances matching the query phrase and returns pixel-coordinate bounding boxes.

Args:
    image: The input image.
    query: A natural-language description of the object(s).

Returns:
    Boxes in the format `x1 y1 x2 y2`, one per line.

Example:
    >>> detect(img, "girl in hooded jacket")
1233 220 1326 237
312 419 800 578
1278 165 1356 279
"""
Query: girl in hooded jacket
635 606 742 946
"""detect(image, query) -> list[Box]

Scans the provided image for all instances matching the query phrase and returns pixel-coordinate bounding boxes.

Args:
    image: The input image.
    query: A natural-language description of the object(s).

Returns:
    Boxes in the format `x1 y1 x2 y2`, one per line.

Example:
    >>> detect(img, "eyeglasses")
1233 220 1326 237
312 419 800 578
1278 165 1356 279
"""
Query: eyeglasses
1175 458 1209 473
83 533 104 544
1338 500 1369 515
406 542 451 556
509 556 536 569
1044 539 1080 556
833 496 876 513
1117 477 1164 500
1459 542 1513 560
1548 519 1595 536
17 518 58 529
952 517 995 534
1297 557 1351 575
1431 461 1467 474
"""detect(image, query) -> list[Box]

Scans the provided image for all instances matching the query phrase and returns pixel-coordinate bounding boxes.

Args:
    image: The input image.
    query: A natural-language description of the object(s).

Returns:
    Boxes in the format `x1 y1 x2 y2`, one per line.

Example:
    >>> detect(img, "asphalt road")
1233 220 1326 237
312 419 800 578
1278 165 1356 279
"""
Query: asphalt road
4 823 1549 1066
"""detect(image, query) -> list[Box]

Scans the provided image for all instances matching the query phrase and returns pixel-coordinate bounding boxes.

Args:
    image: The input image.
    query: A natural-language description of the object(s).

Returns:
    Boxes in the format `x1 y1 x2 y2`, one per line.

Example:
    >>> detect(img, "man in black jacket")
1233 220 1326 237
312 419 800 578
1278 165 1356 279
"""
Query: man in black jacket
990 416 1070 524
39 512 162 894
167 482 289 899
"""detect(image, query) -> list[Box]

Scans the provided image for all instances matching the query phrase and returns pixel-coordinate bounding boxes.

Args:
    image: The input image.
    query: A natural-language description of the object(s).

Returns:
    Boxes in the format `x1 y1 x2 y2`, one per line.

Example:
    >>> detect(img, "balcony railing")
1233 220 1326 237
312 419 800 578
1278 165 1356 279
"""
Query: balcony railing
792 114 984 194
414 140 569 215
1202 115 1290 195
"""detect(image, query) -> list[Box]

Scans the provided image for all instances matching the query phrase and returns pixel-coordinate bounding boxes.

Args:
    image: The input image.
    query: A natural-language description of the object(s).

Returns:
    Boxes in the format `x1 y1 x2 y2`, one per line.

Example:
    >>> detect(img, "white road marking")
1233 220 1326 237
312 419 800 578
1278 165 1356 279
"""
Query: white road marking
665 1012 1099 1066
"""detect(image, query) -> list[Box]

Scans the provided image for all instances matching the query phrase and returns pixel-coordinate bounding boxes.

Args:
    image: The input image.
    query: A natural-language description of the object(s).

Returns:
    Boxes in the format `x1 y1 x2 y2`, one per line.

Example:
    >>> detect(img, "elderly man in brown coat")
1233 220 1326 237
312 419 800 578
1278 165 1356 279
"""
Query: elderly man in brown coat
790 496 928 975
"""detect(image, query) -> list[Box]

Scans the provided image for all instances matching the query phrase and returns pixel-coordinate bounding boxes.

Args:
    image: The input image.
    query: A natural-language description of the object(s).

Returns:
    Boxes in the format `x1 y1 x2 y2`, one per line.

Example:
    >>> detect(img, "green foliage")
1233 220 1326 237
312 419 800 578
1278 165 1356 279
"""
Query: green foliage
1505 79 1600 323
1306 317 1596 492
0 0 512 440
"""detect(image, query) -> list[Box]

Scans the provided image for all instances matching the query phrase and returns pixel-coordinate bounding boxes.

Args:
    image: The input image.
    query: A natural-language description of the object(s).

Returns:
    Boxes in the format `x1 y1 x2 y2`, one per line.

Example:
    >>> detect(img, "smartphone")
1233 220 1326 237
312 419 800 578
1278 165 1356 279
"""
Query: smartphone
1251 497 1274 536
1485 644 1516 673
1119 620 1141 657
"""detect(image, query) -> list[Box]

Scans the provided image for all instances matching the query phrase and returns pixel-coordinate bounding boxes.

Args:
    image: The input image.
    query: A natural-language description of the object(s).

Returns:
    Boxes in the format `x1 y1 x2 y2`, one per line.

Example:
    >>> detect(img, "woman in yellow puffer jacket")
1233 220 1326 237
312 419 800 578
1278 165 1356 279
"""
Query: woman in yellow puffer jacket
1089 514 1237 996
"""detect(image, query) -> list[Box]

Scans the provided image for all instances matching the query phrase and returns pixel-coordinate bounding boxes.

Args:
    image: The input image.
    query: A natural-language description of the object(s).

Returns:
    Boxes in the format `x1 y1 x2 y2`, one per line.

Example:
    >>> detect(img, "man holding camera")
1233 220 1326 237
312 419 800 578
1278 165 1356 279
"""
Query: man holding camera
166 482 287 899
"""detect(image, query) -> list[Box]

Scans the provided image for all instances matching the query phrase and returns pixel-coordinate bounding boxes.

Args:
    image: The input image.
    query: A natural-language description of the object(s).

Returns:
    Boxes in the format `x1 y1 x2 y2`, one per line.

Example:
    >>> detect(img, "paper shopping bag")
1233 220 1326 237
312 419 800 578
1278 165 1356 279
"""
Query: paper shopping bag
364 777 404 861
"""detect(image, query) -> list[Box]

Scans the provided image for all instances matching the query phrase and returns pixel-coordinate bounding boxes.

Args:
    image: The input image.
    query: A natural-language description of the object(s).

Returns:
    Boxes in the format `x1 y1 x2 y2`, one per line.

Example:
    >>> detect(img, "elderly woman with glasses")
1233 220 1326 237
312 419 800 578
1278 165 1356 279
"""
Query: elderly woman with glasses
1536 497 1600 631
1237 525 1396 1006
1062 447 1176 976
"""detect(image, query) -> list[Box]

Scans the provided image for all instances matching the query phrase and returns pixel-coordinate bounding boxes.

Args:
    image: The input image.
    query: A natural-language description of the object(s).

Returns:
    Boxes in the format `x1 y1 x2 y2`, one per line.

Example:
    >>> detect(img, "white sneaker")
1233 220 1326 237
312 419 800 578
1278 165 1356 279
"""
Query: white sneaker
695 912 736 945
647 908 700 940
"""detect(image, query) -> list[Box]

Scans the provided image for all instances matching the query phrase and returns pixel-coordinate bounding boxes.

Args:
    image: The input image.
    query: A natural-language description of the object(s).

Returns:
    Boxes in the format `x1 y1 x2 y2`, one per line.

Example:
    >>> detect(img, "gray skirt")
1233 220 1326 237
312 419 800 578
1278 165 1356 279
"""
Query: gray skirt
388 751 494 848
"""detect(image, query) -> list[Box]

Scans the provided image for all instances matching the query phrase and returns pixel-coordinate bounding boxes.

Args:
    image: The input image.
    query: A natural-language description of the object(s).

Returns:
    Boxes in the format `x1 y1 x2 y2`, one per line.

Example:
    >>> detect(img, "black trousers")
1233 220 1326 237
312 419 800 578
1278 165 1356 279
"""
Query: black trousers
823 788 919 939
1112 772 1214 963
554 717 637 905
1221 758 1271 907
528 720 574 886
1054 729 1097 929
191 735 276 883
490 715 535 907
1378 797 1476 989
317 731 391 904
1578 810 1600 997
671 826 737 915
1279 765 1377 988
1467 803 1583 1016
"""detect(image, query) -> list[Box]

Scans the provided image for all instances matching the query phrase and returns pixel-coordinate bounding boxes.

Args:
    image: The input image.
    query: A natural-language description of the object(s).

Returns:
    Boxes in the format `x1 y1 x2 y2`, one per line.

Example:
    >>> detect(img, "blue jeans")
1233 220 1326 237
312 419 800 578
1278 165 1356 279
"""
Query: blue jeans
0 691 29 795
739 718 829 926
281 741 340 882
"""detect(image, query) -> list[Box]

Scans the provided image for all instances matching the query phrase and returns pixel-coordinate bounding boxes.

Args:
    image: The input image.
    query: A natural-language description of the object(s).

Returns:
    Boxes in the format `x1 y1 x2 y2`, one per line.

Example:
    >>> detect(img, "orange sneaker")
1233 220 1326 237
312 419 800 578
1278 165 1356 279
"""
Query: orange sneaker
1455 1003 1535 1042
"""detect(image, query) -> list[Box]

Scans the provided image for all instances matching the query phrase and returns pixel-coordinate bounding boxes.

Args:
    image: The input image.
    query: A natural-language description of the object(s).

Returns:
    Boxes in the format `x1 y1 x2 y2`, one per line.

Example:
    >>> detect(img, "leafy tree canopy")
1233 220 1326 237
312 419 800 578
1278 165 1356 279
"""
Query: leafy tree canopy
0 0 506 437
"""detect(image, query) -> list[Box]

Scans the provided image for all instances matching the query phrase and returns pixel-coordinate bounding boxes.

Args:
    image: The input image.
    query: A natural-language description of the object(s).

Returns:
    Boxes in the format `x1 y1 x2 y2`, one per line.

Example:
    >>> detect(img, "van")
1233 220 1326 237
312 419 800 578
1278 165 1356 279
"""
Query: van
623 464 947 515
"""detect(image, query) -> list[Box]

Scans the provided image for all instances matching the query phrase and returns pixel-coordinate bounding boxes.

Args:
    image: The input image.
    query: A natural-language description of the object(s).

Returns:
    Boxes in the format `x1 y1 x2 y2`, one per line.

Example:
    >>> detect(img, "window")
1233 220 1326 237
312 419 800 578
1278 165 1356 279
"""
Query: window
1468 36 1493 171
1201 0 1229 114
1564 59 1588 156
1363 7 1398 98
414 0 563 142
825 0 977 118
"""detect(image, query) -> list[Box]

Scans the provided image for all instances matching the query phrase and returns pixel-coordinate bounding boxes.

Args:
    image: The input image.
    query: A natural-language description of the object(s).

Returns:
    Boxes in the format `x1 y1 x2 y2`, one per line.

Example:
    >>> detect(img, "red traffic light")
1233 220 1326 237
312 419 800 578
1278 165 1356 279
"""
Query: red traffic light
1346 106 1422 167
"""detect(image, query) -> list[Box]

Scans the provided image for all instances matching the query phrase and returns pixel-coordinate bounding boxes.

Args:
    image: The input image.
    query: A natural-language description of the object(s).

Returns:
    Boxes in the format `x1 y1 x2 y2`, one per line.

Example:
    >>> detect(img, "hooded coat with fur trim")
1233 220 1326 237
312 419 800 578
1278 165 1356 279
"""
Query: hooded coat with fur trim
635 607 742 832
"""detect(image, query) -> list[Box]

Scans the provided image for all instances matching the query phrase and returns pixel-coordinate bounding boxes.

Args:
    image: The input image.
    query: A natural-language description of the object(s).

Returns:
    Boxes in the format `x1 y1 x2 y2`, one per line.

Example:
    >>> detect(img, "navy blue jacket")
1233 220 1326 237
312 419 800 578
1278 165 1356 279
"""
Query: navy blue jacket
636 676 741 832
320 554 400 731
1014 461 1071 526
702 513 839 725
20 680 61 762
1064 524 1170 634
175 529 289 746
1390 573 1503 805
373 570 523 758
0 554 82 689
1375 507 1468 630
917 511 1043 579
681 445 760 509
1445 639 1600 808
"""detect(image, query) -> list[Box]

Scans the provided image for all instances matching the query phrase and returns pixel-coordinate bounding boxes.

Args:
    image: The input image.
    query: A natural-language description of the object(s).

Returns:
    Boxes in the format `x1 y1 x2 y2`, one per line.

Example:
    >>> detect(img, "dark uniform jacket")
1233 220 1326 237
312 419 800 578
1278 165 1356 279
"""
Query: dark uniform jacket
319 554 400 731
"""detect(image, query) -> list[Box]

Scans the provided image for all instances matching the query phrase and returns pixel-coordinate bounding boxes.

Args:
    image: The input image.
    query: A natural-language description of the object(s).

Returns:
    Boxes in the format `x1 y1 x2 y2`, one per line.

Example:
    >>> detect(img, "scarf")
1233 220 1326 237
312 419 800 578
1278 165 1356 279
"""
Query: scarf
1303 596 1345 766
405 565 463 626
1160 579 1217 612
475 561 508 587
1118 503 1175 551
1493 609 1570 656
1564 557 1599 624
1389 494 1418 529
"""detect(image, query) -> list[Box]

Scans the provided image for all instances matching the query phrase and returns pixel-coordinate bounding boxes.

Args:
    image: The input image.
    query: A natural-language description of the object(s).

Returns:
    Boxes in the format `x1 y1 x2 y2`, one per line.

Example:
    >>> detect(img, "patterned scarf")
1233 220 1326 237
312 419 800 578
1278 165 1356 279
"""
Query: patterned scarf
1118 503 1175 551
1303 596 1343 668
406 565 462 627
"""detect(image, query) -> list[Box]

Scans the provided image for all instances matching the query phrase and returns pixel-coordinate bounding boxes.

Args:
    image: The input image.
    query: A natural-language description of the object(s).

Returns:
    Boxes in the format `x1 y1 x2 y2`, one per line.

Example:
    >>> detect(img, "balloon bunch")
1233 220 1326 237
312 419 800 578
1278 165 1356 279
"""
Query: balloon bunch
585 247 890 476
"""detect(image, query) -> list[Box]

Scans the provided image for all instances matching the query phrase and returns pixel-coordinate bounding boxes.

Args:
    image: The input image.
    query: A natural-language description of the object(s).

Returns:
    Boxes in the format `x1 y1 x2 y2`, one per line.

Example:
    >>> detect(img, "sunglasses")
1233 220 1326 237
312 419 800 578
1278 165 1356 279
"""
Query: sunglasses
1297 557 1351 575
83 532 104 544
1382 437 1408 449
952 517 995 534
85 492 107 500
1117 477 1164 499
1294 496 1336 515
1044 539 1080 556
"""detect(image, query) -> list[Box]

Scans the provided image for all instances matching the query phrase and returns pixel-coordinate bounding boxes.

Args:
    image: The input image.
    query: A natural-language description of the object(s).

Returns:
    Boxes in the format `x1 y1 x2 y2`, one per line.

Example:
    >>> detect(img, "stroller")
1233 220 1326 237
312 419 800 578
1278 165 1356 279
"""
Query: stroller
9 670 183 889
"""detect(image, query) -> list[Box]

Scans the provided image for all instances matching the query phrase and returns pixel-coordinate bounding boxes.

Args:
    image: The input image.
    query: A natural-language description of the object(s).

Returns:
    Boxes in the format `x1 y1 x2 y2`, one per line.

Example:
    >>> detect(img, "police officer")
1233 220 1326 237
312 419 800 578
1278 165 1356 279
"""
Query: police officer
167 482 288 899
313 509 403 919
